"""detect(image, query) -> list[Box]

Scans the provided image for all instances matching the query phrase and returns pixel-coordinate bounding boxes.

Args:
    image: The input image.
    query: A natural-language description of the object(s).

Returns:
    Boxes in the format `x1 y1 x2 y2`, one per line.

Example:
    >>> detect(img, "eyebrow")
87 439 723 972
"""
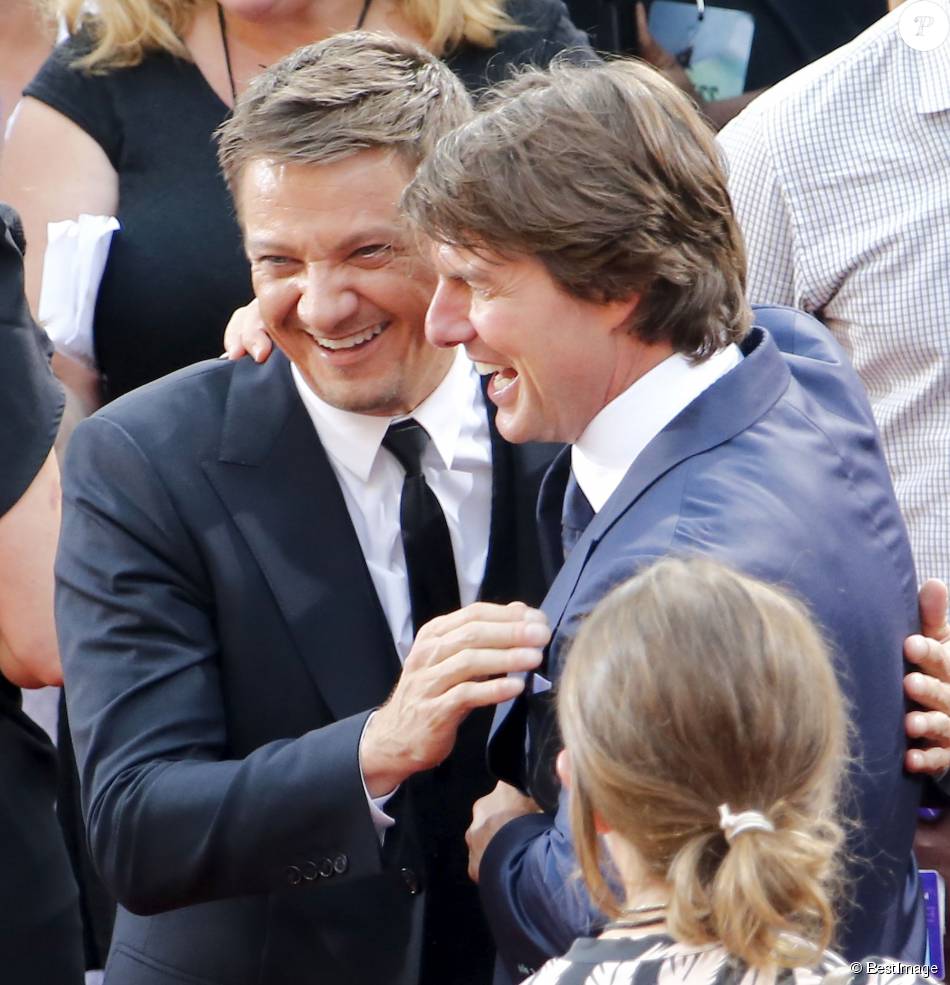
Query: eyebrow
437 248 492 283
246 237 290 255
337 226 403 254
246 226 403 258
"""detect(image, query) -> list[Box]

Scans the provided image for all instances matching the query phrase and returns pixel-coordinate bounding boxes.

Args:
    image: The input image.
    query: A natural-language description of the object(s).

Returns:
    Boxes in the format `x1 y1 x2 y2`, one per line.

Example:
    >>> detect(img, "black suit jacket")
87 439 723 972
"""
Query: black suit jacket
55 351 555 985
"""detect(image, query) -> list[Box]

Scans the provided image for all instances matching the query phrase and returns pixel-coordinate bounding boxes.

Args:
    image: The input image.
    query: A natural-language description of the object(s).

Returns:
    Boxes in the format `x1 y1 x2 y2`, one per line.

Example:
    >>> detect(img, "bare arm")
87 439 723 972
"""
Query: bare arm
0 450 62 687
0 97 118 414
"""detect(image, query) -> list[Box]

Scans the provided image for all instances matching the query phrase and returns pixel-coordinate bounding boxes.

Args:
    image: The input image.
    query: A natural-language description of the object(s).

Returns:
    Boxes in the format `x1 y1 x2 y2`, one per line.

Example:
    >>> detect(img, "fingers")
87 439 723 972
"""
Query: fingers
447 675 530 713
408 603 550 672
223 310 249 361
904 635 950 683
919 579 950 642
223 300 273 363
905 709 950 776
906 744 950 776
436 643 543 685
416 600 546 639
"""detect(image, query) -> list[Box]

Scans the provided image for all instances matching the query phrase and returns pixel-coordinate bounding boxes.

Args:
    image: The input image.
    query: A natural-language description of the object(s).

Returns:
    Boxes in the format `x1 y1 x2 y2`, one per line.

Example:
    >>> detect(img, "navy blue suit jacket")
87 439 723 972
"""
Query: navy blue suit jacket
55 351 555 985
484 308 924 980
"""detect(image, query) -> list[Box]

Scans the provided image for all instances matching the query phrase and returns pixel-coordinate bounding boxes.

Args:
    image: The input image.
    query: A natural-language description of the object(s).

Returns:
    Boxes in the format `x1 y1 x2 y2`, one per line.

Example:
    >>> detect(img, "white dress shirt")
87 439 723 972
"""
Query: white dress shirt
572 344 742 512
291 348 492 834
718 4 950 584
292 348 492 660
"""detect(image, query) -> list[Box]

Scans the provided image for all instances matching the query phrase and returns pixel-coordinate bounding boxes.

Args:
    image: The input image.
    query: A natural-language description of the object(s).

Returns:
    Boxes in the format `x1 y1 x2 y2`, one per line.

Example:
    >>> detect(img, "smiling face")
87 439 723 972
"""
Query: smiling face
239 151 452 416
426 245 655 444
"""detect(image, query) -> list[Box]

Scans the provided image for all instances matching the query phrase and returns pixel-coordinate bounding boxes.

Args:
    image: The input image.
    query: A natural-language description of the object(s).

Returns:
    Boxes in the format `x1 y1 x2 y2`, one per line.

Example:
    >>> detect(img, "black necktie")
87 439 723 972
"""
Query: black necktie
384 420 491 984
561 469 594 559
383 419 461 633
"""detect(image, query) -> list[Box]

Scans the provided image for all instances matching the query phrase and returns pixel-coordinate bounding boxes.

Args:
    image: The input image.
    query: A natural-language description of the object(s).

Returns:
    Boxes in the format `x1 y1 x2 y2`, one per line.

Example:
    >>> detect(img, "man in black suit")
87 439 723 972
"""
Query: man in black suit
55 34 552 985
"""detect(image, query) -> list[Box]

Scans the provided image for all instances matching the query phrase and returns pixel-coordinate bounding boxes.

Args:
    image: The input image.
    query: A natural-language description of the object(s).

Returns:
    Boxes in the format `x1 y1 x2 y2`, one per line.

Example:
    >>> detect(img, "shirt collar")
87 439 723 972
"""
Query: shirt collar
291 347 475 482
572 343 742 513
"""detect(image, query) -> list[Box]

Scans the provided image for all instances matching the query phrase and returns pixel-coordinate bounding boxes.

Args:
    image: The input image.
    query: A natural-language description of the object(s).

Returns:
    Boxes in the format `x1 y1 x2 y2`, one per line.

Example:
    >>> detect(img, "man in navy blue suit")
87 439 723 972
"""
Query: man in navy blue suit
403 58 924 979
54 35 554 985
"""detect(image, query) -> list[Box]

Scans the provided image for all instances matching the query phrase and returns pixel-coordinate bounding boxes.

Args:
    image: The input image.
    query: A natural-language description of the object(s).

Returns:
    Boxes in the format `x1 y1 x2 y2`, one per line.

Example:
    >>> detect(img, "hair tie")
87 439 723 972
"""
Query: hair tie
718 803 774 842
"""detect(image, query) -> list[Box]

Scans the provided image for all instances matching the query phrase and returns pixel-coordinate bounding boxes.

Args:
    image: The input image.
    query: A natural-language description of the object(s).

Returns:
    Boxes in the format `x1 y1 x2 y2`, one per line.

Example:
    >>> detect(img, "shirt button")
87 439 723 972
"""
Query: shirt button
333 853 349 875
285 865 302 886
400 867 421 895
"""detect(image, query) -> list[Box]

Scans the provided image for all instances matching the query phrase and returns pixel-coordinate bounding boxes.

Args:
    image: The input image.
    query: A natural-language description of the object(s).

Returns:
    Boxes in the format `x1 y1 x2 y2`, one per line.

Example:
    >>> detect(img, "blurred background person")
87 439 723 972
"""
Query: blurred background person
562 0 887 128
0 0 54 143
719 1 950 596
0 202 84 984
526 556 921 985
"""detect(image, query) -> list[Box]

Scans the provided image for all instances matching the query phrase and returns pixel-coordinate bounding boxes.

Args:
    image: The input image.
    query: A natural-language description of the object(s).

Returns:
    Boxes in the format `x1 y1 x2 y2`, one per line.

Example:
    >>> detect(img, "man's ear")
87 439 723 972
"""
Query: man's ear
604 293 640 337
555 748 572 791
558 748 612 833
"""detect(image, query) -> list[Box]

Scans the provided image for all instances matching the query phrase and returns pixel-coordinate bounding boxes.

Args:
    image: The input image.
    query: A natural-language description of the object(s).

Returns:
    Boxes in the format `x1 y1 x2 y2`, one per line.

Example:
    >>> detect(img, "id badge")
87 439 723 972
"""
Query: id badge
647 1 756 100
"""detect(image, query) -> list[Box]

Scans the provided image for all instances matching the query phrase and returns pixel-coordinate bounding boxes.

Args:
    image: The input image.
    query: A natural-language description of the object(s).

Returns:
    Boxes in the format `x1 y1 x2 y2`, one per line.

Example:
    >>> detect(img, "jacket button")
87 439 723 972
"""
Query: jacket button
318 857 334 878
333 853 349 875
400 867 421 895
301 861 318 882
285 865 302 886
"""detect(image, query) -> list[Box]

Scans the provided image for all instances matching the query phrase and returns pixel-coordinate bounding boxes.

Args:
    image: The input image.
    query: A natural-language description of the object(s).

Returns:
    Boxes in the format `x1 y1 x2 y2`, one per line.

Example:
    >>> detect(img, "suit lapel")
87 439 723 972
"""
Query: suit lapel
542 328 790 641
535 445 572 586
479 385 516 603
202 353 400 720
477 380 560 607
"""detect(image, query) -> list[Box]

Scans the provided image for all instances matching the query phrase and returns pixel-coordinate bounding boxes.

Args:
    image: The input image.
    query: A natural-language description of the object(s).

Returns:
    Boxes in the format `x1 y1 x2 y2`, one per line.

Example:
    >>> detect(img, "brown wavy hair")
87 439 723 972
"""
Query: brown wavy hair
39 0 519 71
402 58 752 360
557 557 850 968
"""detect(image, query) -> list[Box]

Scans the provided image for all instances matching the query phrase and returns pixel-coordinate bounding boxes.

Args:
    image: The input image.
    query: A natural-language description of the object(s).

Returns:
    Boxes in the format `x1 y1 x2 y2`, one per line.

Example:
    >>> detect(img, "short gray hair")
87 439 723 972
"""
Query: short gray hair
217 31 473 194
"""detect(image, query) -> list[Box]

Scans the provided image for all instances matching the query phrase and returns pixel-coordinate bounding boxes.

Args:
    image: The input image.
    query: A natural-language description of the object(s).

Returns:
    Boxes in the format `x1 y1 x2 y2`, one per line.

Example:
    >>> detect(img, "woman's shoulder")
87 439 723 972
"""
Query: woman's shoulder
24 27 215 165
522 940 935 985
522 934 735 985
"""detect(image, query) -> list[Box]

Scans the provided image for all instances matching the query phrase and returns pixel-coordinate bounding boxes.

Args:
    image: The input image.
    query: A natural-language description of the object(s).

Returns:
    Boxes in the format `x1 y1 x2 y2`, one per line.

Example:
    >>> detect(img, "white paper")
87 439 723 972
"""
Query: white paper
38 213 119 368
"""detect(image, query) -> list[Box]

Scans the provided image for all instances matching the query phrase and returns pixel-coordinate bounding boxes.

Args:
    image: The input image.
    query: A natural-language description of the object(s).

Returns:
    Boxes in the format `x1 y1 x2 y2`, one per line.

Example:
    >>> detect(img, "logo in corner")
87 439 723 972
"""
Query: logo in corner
899 0 950 51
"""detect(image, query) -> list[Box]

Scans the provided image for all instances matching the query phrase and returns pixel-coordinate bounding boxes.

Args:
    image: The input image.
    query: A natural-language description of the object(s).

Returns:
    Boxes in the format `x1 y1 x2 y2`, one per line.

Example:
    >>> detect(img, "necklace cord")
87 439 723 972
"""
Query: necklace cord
218 0 375 106
217 3 237 105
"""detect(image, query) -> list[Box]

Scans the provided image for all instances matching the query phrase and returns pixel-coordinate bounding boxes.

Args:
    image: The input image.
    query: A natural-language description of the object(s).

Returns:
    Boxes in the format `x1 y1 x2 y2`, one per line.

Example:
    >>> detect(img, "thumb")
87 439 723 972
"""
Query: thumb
919 579 950 643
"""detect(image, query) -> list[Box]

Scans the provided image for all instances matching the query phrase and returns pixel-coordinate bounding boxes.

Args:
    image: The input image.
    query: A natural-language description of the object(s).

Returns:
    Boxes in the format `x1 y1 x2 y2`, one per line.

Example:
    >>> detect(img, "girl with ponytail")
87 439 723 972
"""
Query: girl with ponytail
525 556 924 985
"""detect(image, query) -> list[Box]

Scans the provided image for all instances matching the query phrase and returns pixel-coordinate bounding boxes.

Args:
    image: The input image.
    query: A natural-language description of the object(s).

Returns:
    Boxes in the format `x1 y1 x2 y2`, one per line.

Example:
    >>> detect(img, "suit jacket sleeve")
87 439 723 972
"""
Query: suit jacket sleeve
478 792 601 980
55 414 385 915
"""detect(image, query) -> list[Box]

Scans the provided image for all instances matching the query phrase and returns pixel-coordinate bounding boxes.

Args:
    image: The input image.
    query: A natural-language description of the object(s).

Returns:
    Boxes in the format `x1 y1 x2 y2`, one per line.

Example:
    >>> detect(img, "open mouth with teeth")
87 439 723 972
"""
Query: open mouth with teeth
474 361 519 400
315 322 389 352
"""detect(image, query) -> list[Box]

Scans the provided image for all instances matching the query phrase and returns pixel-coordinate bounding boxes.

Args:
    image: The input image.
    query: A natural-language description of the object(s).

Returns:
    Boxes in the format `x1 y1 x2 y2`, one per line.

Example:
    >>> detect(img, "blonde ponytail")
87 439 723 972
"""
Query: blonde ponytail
558 558 851 969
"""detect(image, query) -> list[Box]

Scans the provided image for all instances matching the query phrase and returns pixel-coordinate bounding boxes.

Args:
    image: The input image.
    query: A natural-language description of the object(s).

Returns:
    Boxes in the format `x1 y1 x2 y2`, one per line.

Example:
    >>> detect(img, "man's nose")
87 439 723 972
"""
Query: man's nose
297 265 359 334
425 279 475 348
